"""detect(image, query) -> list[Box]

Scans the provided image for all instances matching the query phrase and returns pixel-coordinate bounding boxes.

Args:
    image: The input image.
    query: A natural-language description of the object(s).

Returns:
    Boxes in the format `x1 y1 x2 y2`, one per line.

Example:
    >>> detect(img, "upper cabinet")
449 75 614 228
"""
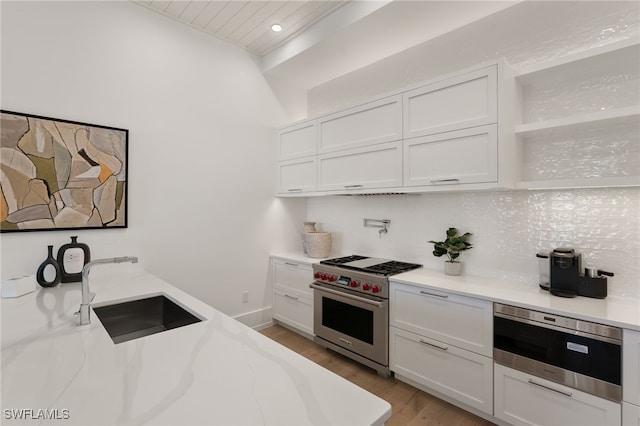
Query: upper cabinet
277 119 317 161
318 95 402 154
404 124 498 187
403 66 497 139
514 39 640 190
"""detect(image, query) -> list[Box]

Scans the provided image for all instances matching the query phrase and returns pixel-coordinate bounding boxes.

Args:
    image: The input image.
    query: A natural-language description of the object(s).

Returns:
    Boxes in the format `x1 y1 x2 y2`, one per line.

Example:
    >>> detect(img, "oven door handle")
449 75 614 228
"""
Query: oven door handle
309 283 386 308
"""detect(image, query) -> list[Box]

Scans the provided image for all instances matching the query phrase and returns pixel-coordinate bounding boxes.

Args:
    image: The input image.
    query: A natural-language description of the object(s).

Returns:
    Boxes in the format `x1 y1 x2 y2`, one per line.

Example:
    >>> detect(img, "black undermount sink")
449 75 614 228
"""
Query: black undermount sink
93 294 202 344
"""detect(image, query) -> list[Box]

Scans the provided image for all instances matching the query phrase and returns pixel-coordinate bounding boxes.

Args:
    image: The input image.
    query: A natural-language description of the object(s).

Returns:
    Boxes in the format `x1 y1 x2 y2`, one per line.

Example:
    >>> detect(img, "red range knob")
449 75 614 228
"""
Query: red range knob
321 273 327 280
362 283 370 291
314 272 320 279
328 275 336 282
371 285 380 294
350 280 359 288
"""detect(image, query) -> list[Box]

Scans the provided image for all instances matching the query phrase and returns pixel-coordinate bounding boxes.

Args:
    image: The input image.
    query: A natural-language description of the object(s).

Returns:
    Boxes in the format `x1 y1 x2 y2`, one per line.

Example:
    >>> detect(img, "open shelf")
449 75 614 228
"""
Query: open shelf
516 39 640 85
515 106 640 137
516 176 640 190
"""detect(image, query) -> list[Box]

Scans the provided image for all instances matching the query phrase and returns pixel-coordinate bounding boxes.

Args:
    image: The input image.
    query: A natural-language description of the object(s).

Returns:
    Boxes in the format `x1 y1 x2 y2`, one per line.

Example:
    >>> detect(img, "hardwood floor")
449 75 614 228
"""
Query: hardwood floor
259 324 495 425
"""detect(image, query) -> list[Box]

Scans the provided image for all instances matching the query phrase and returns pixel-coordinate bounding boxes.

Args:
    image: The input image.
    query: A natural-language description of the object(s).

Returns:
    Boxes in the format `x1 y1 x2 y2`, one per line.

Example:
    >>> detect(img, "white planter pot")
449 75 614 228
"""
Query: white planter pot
444 261 463 276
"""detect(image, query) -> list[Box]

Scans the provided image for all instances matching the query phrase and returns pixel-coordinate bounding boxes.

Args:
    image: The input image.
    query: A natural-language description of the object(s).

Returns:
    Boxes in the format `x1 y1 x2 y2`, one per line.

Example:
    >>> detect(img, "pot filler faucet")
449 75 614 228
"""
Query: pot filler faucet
77 256 139 326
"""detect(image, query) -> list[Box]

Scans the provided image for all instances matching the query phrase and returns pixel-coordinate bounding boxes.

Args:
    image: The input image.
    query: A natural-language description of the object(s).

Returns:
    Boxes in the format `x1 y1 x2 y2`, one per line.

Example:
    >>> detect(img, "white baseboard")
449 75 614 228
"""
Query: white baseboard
232 306 273 330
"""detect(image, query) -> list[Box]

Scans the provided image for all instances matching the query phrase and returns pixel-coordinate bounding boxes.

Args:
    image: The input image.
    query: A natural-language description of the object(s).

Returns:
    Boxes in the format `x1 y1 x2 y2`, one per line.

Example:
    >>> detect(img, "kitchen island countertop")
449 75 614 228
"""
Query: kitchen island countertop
1 263 391 425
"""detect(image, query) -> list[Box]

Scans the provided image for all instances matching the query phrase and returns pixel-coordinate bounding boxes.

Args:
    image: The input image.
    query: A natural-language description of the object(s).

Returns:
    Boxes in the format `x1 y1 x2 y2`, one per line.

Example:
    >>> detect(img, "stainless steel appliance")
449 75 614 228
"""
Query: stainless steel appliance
310 255 421 377
493 303 622 402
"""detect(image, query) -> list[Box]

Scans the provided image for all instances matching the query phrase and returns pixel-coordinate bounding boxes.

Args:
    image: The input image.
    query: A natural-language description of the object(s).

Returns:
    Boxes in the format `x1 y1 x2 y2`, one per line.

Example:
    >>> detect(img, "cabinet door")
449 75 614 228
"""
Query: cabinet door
317 141 402 191
389 282 492 356
277 157 317 194
278 120 316 160
403 65 497 139
623 402 640 426
624 329 640 405
273 260 313 297
494 363 622 426
272 289 313 336
390 327 493 415
318 95 402 154
403 124 498 187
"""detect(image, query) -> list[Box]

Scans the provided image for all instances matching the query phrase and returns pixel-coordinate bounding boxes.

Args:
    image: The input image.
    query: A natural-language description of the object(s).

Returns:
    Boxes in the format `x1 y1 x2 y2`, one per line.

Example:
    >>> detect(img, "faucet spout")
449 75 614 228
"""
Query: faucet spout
78 256 139 325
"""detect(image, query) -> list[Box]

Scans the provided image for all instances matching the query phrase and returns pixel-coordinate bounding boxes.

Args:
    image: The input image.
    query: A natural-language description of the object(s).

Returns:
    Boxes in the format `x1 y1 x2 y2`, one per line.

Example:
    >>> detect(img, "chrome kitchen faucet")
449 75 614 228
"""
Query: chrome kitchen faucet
77 256 139 325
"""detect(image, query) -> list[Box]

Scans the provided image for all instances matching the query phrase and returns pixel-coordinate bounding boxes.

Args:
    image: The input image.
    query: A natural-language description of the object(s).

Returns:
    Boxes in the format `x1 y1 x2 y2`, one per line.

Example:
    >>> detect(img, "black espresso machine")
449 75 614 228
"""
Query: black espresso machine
537 248 614 298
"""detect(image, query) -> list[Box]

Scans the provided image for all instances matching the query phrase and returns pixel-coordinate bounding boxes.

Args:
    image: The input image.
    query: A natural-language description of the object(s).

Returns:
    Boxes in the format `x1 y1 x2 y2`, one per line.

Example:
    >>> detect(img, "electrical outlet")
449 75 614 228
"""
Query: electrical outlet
242 291 249 303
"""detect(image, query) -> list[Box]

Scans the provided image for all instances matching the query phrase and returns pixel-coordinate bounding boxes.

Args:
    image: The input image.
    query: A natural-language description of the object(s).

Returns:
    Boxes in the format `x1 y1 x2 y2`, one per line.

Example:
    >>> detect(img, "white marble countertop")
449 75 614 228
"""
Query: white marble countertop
391 268 640 331
1 263 391 425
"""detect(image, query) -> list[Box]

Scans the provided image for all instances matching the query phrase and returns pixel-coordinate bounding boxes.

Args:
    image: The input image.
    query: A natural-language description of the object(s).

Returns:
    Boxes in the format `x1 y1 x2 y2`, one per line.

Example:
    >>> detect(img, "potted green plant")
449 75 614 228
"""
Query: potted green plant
428 227 473 276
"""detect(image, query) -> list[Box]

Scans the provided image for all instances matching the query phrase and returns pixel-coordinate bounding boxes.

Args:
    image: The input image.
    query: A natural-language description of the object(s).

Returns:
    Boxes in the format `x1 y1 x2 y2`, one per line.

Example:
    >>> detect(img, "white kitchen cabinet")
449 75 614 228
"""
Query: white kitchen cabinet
403 124 498 187
494 363 621 426
623 402 640 426
403 65 497 139
389 281 493 416
277 120 317 161
271 258 314 335
389 282 492 356
515 39 640 190
317 140 403 191
276 156 316 195
624 329 640 405
318 95 402 154
390 326 493 414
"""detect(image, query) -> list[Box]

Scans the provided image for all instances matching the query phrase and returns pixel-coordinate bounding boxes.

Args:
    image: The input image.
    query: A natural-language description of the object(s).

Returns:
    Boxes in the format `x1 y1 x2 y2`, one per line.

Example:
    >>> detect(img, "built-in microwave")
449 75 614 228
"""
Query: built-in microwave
493 303 622 402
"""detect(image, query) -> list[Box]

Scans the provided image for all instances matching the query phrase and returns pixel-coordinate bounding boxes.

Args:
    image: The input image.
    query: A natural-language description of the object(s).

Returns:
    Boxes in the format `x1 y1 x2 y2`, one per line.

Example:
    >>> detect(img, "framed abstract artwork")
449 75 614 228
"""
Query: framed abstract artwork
1 110 128 232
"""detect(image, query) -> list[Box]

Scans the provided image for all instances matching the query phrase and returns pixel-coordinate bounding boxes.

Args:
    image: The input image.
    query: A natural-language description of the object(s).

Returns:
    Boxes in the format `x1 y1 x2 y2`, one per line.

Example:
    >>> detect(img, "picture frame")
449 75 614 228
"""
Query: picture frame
1 110 128 232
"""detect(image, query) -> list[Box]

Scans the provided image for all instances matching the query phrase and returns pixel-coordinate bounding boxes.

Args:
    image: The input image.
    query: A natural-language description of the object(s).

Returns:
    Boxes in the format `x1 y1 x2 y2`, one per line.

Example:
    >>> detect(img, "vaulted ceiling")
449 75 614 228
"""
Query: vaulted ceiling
135 1 520 90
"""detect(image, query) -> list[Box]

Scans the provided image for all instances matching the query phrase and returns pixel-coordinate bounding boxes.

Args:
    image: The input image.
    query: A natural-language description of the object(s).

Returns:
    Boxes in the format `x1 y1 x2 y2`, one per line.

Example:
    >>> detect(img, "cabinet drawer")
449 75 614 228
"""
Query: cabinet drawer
317 141 403 191
318 95 402 153
389 282 492 356
273 289 313 336
494 363 622 426
276 157 317 194
278 120 316 160
624 329 640 405
273 260 313 296
403 65 497 139
390 327 493 415
623 402 640 426
403 125 498 187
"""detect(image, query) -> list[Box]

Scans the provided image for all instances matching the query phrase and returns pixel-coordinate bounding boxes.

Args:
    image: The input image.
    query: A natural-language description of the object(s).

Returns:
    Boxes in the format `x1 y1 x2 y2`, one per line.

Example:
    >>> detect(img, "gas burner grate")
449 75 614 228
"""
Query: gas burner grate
320 255 368 266
363 261 422 275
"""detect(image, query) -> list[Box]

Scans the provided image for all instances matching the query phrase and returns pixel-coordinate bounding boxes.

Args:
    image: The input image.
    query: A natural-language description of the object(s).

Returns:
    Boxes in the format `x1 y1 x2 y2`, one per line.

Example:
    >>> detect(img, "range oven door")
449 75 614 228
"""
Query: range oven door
310 282 388 366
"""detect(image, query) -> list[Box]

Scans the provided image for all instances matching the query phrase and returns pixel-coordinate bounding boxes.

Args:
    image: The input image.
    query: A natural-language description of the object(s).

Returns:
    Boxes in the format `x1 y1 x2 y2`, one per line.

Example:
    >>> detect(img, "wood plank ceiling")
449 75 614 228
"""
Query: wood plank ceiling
135 0 348 56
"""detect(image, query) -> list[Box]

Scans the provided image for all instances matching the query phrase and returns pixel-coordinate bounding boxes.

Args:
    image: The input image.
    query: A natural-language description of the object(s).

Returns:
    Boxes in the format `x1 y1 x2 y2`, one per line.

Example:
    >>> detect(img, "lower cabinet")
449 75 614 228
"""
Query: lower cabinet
271 258 313 335
272 288 313 335
390 326 493 414
494 363 621 426
623 402 640 426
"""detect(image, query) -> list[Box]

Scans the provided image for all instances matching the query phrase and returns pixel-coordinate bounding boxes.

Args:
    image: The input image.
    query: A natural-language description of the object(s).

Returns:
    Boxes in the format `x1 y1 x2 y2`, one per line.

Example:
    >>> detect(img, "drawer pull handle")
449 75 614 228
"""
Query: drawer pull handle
419 290 448 299
430 178 460 185
287 188 302 192
344 184 363 188
284 262 299 267
283 294 299 301
419 339 448 351
527 379 572 397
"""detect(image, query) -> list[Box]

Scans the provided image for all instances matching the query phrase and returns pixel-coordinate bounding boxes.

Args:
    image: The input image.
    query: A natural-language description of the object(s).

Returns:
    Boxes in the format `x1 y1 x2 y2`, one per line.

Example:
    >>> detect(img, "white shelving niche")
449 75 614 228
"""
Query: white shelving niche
515 39 640 190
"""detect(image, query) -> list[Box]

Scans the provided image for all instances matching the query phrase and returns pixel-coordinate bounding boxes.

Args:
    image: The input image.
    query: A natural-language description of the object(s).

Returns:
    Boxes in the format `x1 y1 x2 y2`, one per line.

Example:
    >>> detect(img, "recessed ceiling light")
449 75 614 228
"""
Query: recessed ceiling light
271 24 282 32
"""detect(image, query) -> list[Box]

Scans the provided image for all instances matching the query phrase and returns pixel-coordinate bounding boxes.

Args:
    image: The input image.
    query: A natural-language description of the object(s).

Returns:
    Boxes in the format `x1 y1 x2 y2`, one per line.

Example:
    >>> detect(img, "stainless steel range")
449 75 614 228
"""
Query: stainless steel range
310 255 421 377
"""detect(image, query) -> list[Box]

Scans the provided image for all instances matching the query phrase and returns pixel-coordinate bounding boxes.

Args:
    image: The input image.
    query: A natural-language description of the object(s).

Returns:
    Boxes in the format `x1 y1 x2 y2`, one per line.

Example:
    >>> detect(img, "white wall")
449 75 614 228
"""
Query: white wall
303 1 640 298
0 1 305 324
